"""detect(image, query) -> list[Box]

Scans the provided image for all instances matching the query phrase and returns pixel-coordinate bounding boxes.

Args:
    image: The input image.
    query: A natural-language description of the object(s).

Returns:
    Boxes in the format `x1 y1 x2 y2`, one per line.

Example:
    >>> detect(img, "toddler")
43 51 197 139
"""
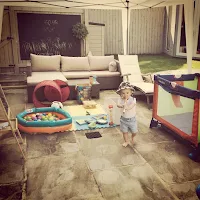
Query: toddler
116 82 138 147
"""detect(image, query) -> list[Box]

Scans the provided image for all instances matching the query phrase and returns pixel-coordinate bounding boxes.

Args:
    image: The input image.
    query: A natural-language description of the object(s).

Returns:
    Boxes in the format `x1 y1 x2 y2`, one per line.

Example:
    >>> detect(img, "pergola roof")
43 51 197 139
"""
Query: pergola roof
0 0 195 72
0 0 193 9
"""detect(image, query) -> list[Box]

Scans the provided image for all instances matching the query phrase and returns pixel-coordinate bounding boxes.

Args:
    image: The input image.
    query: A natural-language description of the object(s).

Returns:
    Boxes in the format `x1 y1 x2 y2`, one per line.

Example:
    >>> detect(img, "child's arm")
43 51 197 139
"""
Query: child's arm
117 98 124 108
124 98 136 110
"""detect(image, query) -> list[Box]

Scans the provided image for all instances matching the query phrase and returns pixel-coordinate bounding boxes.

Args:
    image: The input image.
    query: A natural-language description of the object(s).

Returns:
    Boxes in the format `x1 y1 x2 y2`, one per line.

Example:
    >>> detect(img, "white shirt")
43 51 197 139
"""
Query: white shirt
118 96 136 118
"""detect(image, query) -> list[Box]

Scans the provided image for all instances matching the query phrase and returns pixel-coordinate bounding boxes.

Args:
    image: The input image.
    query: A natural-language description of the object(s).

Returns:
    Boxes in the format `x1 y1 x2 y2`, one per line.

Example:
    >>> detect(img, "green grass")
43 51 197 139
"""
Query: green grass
138 54 200 74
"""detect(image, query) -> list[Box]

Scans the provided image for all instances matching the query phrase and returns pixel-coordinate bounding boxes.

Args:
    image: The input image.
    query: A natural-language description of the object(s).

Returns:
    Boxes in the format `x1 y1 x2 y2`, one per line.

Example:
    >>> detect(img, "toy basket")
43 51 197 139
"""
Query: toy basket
82 100 97 109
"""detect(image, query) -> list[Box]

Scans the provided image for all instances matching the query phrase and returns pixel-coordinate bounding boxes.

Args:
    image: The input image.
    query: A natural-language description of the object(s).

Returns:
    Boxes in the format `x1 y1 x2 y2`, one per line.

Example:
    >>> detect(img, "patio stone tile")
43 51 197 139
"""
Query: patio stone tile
26 131 79 159
67 196 105 200
0 183 23 199
4 88 26 117
0 138 24 184
26 155 100 200
98 125 175 146
135 141 200 184
78 134 145 171
136 124 176 144
169 181 200 200
94 163 176 200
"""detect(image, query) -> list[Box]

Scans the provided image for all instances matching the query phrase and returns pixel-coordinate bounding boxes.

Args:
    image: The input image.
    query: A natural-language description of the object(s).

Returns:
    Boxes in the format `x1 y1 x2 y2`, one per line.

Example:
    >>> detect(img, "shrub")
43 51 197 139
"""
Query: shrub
72 23 89 40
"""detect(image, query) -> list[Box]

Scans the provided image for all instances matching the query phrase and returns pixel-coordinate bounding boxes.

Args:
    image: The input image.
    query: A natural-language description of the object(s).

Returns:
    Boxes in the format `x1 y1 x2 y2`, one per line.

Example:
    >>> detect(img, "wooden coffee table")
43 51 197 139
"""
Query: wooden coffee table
67 79 100 100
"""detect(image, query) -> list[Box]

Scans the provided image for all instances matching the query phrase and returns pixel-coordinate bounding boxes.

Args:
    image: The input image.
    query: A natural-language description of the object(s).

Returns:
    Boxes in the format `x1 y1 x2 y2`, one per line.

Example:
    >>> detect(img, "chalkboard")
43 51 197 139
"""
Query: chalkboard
17 13 81 60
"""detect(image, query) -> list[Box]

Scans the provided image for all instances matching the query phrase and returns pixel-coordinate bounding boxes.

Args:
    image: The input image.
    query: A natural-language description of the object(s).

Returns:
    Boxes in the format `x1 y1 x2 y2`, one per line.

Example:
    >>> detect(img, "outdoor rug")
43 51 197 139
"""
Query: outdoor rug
63 104 116 131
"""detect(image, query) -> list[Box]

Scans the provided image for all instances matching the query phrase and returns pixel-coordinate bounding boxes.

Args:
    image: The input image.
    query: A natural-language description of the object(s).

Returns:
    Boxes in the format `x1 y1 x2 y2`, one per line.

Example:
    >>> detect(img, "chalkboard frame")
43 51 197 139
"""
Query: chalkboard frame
14 10 84 61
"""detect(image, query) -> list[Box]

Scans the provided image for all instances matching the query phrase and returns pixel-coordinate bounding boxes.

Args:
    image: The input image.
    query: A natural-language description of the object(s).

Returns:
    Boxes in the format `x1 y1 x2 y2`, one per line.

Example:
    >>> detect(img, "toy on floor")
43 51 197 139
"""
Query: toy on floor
17 107 72 134
75 114 108 128
33 80 70 108
76 85 91 104
88 121 97 129
23 112 61 122
82 100 97 109
51 101 64 109
196 185 200 199
108 105 114 125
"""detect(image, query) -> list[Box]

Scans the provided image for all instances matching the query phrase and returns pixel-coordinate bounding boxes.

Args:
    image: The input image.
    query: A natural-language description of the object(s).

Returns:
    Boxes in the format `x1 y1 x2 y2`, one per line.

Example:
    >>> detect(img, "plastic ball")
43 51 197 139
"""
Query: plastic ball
48 113 52 117
49 117 54 121
41 116 46 120
31 114 36 118
32 117 37 121
27 116 32 120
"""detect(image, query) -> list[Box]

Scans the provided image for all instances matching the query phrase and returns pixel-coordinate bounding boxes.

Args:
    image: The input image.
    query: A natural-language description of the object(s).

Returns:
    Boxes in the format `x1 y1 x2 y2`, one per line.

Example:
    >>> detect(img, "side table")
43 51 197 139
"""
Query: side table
67 79 100 100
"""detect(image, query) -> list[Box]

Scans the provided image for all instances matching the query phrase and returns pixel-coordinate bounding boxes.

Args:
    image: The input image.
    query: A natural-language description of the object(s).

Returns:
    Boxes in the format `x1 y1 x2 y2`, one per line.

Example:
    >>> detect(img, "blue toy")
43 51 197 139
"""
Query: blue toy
196 184 200 199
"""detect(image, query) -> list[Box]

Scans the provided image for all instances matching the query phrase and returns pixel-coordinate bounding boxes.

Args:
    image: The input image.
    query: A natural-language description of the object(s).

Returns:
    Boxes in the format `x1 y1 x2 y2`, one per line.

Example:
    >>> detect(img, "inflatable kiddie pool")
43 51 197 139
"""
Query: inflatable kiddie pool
17 107 72 134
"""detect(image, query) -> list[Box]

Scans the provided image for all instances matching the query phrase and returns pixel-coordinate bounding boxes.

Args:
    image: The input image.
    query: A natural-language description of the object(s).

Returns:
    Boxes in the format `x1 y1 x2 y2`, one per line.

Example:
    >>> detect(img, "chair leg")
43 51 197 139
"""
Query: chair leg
146 96 151 109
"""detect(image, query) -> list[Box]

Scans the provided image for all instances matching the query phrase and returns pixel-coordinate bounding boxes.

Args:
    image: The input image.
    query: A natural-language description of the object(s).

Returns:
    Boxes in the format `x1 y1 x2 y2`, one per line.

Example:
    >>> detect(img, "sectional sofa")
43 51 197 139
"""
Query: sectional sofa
27 54 122 102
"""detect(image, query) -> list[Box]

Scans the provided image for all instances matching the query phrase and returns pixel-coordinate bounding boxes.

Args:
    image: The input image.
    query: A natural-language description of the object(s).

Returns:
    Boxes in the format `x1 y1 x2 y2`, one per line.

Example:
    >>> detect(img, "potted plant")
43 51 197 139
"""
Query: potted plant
72 22 89 40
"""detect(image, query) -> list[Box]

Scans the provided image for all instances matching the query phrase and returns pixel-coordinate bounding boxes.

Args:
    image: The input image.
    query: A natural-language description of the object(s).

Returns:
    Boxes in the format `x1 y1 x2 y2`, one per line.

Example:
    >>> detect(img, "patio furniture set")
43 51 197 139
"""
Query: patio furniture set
27 54 123 103
25 54 154 107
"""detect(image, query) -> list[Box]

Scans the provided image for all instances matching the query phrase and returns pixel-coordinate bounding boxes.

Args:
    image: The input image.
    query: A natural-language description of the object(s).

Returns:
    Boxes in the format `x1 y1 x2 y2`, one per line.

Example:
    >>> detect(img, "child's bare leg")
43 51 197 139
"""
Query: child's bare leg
131 133 136 144
122 132 129 147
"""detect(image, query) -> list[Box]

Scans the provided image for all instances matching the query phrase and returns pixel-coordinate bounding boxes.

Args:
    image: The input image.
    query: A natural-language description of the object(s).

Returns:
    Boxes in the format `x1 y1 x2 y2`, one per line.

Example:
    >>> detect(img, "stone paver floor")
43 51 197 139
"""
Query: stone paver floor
0 89 200 200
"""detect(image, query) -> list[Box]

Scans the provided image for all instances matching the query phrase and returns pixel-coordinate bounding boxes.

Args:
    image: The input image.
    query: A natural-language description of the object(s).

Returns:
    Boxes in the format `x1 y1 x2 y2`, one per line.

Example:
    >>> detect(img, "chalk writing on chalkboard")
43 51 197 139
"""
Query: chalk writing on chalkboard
17 13 81 59
21 37 69 56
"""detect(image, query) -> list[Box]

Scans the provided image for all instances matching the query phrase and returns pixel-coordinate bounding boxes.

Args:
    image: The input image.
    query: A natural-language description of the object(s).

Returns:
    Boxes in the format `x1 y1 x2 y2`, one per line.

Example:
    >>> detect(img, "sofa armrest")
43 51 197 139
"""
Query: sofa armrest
16 62 32 76
26 61 32 76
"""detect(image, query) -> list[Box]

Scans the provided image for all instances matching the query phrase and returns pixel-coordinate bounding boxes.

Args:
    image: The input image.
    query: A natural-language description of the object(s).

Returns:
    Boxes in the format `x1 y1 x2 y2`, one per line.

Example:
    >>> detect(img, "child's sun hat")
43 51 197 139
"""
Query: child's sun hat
116 81 135 94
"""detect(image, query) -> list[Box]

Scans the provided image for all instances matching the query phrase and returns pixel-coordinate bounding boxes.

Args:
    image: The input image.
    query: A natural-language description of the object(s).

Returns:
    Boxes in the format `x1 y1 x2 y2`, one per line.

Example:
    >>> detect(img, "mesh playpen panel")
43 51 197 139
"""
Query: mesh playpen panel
152 74 200 146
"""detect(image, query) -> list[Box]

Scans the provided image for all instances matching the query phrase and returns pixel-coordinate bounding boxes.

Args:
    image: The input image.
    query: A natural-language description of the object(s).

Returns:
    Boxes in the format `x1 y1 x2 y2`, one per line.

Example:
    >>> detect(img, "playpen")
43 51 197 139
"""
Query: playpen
150 74 200 154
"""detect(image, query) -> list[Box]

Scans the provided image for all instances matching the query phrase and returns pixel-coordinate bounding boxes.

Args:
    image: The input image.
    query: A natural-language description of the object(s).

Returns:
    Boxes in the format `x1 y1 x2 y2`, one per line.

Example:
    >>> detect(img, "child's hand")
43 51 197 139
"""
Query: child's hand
117 104 124 108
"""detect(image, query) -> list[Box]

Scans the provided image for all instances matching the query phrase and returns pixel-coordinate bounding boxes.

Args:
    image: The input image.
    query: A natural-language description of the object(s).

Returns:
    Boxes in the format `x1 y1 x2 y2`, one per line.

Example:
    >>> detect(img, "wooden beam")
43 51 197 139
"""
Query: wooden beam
0 5 4 42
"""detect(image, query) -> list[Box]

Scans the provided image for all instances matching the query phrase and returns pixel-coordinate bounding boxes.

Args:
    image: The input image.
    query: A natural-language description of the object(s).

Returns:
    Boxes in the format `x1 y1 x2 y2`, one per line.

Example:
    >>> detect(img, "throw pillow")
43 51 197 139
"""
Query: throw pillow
87 51 93 56
61 56 90 71
88 55 115 71
31 54 61 72
108 61 117 72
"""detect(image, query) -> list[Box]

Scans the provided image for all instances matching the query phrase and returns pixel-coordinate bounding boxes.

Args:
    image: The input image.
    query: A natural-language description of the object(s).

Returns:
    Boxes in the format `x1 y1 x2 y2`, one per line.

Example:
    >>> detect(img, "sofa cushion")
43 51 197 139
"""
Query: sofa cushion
62 71 92 79
27 72 67 86
61 56 90 71
90 71 120 77
30 54 61 72
88 55 115 71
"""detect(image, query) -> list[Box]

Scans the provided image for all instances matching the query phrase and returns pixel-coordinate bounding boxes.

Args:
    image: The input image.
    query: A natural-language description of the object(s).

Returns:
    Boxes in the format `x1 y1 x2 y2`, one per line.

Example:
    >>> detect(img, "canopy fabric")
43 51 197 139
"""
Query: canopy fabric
0 0 195 72
0 0 192 9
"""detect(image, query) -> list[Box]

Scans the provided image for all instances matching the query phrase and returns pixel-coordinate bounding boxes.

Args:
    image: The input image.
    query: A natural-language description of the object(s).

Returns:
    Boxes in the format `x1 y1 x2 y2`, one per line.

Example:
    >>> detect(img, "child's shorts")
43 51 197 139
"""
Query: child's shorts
120 116 138 134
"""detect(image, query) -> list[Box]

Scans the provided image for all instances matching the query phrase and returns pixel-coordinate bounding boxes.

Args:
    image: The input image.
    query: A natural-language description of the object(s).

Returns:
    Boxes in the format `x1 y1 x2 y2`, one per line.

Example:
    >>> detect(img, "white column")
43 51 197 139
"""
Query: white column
122 9 127 55
193 0 200 55
184 0 194 73
0 5 4 42
122 8 131 55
